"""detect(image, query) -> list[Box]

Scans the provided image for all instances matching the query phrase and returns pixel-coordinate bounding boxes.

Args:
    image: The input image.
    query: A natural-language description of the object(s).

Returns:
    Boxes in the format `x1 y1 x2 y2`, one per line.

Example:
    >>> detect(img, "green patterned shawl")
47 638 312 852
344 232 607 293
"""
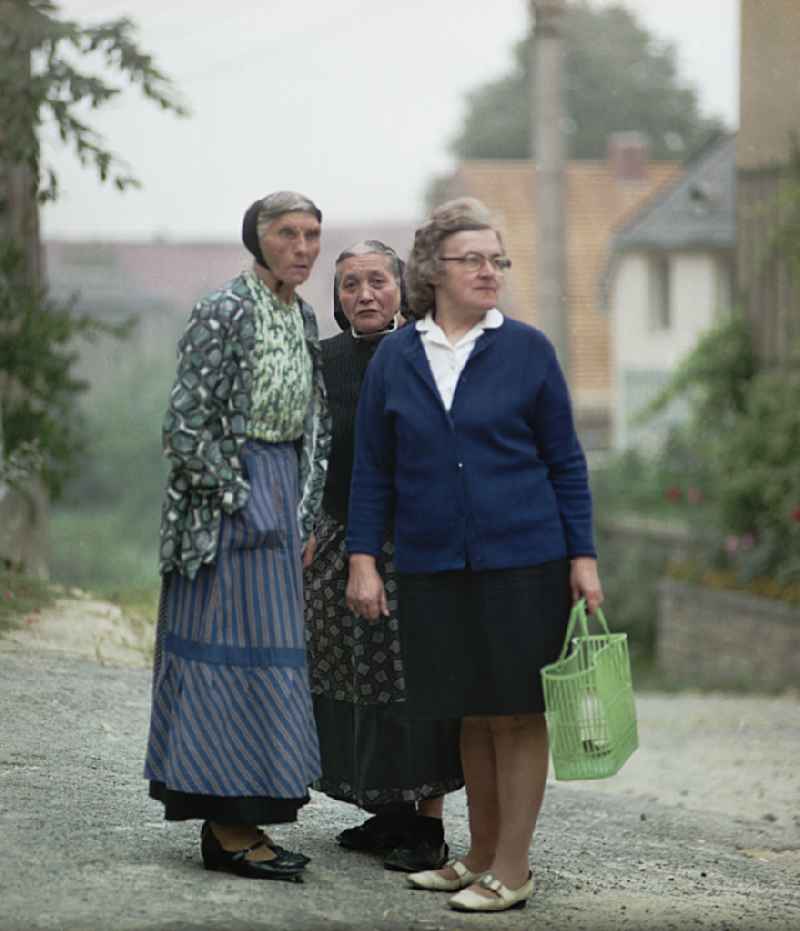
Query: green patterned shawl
158 271 330 580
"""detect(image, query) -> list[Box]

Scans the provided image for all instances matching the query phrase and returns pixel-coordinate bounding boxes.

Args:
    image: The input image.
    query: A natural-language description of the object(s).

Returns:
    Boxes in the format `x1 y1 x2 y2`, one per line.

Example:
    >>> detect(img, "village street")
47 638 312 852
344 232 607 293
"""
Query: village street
1 627 798 931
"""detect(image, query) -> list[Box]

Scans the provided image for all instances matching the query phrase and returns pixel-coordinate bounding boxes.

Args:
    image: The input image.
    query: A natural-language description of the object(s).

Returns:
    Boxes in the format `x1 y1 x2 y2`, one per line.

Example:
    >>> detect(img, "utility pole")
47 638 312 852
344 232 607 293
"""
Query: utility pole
530 0 570 381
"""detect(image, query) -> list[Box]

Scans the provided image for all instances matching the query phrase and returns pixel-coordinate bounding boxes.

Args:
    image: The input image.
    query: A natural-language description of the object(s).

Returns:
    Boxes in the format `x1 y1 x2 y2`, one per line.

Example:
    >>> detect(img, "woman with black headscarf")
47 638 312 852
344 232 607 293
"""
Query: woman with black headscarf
144 191 330 881
304 240 463 873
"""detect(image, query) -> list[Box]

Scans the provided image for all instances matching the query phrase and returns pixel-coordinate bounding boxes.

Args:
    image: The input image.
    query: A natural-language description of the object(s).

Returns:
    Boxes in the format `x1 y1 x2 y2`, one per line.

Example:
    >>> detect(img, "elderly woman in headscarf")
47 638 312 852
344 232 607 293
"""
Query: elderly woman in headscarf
347 198 603 912
304 240 463 873
144 191 330 882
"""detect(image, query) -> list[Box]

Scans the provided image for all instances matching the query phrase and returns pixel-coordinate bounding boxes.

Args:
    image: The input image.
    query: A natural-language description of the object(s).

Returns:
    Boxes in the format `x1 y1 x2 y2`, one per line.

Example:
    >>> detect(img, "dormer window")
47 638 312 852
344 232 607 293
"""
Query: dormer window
648 254 671 331
688 181 719 215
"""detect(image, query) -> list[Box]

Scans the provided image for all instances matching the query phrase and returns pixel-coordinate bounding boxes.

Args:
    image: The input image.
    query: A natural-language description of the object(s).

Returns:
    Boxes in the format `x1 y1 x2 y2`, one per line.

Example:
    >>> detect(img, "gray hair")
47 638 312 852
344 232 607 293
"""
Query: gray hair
255 190 322 238
334 239 403 288
405 197 503 319
332 239 408 329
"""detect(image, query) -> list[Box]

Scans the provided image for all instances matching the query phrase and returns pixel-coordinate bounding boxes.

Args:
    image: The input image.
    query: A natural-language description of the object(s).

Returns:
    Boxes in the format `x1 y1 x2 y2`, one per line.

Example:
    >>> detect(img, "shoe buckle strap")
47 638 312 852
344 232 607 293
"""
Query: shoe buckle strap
241 838 269 856
479 873 504 893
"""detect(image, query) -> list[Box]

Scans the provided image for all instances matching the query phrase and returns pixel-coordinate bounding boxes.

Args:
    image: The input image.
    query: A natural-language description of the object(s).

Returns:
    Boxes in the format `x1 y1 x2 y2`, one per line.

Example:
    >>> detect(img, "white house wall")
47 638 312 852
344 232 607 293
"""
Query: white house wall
612 251 721 450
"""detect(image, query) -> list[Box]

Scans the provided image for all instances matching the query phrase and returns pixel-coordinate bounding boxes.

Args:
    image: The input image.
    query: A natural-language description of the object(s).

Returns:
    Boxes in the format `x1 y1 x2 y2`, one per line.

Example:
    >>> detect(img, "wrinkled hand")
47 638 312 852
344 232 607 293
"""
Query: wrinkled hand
570 557 604 615
302 533 317 569
346 554 389 621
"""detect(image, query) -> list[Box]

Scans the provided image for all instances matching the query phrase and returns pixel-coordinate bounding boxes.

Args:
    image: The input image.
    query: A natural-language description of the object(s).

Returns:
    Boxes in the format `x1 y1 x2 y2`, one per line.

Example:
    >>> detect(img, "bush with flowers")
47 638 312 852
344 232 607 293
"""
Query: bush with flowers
594 163 800 666
590 428 717 660
702 363 800 595
599 312 800 606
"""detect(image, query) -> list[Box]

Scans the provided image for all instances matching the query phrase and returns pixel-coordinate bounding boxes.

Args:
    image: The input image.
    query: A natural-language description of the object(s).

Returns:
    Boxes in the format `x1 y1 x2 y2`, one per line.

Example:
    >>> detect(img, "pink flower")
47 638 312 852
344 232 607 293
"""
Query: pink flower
665 486 682 504
740 533 755 550
687 487 704 505
791 506 800 523
724 535 739 555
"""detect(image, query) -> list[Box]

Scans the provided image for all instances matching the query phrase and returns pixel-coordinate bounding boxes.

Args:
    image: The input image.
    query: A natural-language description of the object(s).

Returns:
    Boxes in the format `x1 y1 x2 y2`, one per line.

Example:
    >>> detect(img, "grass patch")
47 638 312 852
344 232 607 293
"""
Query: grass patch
48 507 159 594
101 583 160 621
0 569 59 634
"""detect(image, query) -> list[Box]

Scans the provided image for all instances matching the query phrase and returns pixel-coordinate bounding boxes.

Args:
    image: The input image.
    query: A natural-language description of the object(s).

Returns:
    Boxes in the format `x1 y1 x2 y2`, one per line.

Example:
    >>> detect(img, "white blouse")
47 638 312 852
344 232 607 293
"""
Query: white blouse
416 308 504 411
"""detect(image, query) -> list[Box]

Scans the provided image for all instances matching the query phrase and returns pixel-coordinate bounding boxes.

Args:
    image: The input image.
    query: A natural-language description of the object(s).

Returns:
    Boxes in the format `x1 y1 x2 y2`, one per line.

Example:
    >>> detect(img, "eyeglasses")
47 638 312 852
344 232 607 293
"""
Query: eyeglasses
438 252 512 273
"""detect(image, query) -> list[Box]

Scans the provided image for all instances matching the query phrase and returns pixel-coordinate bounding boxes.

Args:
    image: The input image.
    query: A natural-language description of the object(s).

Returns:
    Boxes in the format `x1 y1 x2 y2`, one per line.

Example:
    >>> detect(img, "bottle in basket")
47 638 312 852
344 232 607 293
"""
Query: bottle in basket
579 689 610 755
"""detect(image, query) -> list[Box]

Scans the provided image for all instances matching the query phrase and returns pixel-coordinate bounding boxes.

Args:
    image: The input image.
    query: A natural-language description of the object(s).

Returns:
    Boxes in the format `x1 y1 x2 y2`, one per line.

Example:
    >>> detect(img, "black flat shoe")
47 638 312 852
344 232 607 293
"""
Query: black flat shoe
384 840 449 873
201 822 306 882
336 814 409 853
269 843 311 867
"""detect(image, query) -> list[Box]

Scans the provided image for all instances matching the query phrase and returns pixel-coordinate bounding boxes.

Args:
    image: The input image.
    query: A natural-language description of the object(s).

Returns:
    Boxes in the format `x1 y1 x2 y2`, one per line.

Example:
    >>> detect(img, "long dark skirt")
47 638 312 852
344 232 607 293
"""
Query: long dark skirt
144 440 320 824
304 512 463 807
398 560 572 719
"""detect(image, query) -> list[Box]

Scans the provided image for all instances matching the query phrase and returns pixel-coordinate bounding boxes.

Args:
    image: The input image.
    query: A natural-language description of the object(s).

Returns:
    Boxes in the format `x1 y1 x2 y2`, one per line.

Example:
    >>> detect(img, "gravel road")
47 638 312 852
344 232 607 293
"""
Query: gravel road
1 633 798 931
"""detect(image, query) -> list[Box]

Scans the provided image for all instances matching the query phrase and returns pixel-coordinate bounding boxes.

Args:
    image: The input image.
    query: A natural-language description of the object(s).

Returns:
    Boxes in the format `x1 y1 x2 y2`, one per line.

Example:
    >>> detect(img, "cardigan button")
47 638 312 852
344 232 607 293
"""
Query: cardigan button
457 462 463 469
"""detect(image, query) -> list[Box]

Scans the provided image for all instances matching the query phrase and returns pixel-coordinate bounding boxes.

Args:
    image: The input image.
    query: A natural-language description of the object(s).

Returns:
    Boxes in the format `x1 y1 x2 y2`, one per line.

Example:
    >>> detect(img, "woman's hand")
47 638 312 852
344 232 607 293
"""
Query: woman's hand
346 554 389 621
570 557 604 615
302 533 317 569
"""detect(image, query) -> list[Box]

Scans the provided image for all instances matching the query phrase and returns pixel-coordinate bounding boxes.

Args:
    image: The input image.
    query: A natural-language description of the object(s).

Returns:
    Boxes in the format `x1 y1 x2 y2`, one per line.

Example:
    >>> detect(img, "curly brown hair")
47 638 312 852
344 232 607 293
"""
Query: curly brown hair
405 197 504 319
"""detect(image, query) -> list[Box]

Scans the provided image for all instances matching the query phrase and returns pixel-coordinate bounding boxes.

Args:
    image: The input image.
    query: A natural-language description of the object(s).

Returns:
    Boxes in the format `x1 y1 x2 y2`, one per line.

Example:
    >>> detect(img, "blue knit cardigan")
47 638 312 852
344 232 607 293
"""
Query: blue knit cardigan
346 316 596 574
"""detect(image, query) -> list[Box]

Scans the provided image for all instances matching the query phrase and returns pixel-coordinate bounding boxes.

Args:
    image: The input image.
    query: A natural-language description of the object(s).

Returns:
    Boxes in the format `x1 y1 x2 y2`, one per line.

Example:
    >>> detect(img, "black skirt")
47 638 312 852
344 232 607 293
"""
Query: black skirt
304 511 463 807
148 781 309 825
397 560 571 718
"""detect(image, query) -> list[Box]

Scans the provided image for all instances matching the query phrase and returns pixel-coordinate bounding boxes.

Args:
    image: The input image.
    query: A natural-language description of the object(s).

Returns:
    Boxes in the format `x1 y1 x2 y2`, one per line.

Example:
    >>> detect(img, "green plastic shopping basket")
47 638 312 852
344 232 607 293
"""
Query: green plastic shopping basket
541 599 638 780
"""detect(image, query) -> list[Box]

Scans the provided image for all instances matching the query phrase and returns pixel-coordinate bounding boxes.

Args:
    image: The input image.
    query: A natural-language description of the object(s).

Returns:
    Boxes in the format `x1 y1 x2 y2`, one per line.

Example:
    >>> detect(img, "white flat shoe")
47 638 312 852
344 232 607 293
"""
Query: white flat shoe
448 871 534 912
406 858 486 892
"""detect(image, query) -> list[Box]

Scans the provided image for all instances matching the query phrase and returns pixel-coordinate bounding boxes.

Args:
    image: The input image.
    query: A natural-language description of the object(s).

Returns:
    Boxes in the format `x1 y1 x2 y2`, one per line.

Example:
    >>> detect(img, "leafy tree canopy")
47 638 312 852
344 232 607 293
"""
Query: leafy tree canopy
0 0 188 201
0 0 186 493
0 242 133 494
450 2 724 162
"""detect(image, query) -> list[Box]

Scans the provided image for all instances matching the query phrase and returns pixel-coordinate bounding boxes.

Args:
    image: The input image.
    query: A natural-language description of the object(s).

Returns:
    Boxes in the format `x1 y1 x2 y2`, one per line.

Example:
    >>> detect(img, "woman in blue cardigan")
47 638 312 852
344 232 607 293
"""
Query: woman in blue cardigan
346 197 603 914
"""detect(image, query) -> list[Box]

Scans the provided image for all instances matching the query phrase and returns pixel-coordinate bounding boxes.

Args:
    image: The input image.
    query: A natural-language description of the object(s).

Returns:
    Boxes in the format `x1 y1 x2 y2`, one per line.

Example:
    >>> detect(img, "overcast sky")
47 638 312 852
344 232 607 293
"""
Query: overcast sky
41 0 739 241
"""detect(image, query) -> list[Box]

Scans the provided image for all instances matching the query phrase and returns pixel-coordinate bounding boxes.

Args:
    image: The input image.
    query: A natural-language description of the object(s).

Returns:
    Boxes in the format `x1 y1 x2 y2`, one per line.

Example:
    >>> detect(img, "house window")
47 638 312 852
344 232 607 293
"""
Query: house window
714 255 735 313
648 254 671 331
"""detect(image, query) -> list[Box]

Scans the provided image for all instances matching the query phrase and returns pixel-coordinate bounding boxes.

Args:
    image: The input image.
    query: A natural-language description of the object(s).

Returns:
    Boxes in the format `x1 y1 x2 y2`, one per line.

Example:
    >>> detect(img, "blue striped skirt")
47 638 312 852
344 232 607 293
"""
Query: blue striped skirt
144 440 321 824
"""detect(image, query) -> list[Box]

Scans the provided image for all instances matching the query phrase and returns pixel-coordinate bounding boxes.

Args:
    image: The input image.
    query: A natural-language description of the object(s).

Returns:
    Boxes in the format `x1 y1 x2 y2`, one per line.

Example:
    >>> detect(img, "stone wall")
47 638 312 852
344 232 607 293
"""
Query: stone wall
0 478 49 579
657 578 800 691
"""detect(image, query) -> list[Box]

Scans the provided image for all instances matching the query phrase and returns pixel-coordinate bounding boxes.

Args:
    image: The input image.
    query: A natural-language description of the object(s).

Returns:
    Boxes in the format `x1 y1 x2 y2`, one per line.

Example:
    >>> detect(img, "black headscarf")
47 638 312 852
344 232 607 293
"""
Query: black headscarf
242 199 269 269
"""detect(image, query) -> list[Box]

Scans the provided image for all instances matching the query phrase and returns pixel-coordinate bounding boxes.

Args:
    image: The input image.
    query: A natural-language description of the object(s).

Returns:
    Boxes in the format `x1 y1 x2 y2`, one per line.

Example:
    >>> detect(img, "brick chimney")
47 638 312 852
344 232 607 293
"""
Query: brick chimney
607 131 650 182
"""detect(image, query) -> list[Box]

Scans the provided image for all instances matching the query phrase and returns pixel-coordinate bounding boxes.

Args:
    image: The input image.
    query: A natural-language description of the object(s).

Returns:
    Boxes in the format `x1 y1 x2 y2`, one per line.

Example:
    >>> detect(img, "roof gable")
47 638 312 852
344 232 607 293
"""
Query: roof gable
612 135 737 253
